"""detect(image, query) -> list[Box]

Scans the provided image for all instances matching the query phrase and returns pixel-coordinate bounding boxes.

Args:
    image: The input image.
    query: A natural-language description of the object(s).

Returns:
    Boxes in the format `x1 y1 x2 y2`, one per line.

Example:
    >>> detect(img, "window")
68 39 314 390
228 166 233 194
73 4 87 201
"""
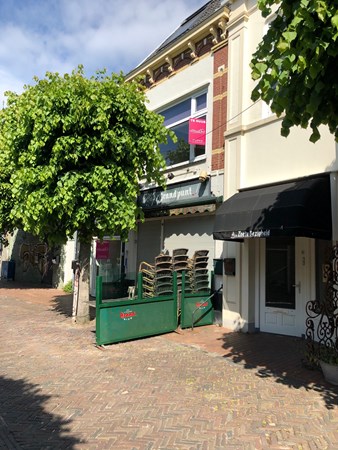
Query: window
265 238 295 309
159 91 207 166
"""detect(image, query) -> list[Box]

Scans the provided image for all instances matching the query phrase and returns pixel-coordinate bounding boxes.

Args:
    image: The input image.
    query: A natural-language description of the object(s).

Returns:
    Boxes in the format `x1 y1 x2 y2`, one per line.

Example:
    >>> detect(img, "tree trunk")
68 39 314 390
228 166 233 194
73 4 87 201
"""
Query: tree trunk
74 241 91 325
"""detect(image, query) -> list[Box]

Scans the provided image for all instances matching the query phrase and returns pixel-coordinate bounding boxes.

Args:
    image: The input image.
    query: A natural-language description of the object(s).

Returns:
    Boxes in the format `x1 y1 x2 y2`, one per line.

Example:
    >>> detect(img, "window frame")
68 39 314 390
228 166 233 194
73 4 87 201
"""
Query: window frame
158 90 208 167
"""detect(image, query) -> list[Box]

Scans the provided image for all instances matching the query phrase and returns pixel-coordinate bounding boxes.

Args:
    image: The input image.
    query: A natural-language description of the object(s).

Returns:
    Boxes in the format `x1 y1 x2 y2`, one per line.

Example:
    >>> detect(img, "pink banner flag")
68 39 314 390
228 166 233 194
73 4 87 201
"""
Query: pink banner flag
96 241 110 260
188 118 206 145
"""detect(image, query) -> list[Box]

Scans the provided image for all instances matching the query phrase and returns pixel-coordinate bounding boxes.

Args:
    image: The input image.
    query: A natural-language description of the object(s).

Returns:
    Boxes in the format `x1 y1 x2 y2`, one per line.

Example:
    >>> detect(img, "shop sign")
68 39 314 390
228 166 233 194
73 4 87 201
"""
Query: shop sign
96 241 110 259
188 118 206 145
139 179 211 209
195 301 208 309
120 309 136 320
230 230 271 239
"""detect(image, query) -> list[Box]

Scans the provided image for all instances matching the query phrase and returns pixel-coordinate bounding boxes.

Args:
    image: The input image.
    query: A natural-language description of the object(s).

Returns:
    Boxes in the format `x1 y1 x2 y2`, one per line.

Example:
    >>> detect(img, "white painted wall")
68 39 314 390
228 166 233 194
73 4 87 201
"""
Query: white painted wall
241 120 337 188
146 56 213 111
63 239 76 286
221 0 337 332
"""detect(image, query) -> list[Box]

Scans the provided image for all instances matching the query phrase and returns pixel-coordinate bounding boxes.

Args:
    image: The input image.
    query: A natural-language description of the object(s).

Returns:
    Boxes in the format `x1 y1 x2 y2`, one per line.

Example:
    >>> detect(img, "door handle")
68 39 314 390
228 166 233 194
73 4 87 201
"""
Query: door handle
292 282 301 293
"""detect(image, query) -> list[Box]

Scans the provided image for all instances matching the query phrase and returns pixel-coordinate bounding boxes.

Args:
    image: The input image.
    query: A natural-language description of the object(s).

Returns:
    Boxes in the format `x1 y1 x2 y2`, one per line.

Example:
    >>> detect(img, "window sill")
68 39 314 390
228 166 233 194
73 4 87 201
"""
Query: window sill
165 155 206 170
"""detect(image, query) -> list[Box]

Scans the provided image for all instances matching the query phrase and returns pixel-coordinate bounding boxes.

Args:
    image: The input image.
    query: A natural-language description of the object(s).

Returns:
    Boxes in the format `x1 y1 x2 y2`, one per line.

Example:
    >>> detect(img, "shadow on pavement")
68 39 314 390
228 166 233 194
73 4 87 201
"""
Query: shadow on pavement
0 279 96 321
50 293 73 316
166 326 338 409
0 376 82 449
51 293 96 321
218 330 338 410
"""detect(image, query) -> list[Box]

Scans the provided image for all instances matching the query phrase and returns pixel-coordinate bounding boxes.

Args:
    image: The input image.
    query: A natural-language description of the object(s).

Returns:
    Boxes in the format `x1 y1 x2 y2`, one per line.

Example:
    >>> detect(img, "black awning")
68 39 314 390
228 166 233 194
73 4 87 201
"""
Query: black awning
213 176 332 241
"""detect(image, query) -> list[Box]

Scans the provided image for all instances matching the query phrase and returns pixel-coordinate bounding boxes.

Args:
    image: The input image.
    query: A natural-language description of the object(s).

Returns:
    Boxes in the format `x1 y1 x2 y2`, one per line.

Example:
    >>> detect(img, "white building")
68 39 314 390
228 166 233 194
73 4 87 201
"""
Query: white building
214 0 338 336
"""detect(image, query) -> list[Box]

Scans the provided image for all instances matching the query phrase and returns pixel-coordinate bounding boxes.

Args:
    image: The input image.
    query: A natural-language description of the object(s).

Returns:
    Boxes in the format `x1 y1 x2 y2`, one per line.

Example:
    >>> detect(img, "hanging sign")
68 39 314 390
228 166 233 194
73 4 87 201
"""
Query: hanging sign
96 241 110 259
188 118 206 145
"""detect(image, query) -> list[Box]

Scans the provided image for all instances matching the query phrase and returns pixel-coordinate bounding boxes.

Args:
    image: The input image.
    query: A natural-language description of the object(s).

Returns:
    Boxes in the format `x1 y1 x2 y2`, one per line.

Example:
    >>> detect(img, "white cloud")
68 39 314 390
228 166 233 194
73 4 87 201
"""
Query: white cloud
0 0 206 105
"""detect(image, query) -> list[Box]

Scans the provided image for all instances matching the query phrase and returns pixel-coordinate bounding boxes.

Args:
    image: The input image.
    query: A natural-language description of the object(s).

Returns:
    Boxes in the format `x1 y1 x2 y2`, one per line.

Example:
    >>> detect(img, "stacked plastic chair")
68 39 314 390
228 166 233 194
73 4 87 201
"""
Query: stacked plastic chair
187 250 209 292
138 249 210 297
139 252 173 298
139 261 156 298
154 253 173 296
172 249 190 292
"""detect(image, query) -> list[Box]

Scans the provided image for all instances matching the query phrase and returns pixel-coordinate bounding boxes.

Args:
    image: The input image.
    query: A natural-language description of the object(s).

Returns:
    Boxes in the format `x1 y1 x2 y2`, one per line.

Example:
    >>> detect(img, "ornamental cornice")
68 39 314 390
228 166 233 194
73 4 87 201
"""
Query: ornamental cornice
126 7 230 85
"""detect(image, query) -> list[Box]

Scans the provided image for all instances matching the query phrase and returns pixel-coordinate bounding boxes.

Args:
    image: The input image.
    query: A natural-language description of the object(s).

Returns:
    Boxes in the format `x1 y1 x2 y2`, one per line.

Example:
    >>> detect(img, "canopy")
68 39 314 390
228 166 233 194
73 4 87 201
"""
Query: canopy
213 176 332 241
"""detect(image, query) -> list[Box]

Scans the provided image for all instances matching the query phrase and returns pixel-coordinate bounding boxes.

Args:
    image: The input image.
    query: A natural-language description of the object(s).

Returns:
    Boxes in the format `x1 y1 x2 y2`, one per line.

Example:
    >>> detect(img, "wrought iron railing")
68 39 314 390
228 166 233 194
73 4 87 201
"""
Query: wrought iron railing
305 245 338 366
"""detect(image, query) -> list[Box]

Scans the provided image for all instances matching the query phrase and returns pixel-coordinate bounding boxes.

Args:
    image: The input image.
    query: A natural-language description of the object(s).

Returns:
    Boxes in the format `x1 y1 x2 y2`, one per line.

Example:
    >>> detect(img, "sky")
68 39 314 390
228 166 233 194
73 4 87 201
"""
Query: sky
0 0 207 106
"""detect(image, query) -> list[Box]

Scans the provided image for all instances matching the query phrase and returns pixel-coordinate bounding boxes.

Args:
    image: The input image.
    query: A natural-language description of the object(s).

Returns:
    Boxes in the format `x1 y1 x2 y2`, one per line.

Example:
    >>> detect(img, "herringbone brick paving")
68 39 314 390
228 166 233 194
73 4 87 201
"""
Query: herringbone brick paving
0 281 338 449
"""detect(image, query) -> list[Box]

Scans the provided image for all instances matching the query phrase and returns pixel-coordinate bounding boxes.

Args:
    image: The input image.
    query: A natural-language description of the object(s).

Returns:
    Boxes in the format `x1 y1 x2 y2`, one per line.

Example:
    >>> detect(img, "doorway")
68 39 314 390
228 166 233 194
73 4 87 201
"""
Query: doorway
259 237 313 336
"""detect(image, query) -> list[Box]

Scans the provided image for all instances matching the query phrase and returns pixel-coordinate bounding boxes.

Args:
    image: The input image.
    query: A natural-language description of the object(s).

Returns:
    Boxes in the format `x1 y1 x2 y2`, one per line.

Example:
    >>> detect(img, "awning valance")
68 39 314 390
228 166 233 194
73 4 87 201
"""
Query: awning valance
213 176 332 241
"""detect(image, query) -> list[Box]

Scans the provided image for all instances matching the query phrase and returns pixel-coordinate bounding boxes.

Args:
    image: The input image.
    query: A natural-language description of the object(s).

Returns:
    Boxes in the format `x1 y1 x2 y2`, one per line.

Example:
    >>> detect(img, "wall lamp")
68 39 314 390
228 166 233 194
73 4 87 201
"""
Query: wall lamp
167 172 175 180
198 170 209 183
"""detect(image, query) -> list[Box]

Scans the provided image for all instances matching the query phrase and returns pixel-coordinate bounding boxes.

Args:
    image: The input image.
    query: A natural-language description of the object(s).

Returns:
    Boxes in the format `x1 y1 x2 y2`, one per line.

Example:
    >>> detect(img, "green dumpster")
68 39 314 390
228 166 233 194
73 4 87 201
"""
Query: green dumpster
96 272 178 345
180 271 214 329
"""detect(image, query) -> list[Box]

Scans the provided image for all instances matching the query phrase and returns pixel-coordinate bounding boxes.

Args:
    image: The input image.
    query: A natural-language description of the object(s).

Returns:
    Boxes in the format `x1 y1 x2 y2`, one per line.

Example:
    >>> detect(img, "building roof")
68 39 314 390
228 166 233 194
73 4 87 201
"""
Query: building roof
135 0 227 69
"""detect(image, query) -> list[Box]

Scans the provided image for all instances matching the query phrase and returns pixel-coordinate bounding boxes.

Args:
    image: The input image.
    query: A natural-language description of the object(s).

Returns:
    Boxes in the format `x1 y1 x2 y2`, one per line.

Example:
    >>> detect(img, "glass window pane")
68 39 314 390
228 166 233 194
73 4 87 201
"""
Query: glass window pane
161 99 191 126
196 93 207 111
194 145 205 158
192 115 206 158
265 238 295 309
159 121 190 165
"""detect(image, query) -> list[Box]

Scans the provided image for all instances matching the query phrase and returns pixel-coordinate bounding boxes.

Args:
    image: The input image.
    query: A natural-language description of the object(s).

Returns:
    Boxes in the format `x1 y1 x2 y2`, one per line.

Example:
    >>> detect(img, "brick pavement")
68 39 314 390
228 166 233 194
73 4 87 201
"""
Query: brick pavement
0 281 338 449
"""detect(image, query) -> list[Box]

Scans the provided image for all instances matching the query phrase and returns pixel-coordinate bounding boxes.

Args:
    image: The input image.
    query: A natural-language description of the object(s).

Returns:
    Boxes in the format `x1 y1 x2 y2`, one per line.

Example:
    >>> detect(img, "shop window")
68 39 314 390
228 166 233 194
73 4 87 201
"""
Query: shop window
159 91 207 166
96 239 121 283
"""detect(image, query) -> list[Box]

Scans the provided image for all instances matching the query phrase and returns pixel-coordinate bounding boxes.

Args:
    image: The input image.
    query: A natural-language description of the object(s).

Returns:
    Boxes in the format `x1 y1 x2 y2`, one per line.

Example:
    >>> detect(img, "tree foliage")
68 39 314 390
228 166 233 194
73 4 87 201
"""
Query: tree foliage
0 66 170 245
251 0 338 142
0 148 14 244
0 67 172 323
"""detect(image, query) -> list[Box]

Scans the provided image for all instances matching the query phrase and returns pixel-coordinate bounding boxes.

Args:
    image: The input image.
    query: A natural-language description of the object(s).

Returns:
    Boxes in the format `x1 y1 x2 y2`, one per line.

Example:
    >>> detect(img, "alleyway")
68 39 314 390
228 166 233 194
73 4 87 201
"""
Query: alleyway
0 282 338 449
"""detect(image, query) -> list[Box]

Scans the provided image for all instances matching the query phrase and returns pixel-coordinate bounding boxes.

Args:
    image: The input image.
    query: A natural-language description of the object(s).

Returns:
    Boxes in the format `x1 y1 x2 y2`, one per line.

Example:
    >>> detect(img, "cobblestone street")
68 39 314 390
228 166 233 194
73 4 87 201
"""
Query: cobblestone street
0 283 338 449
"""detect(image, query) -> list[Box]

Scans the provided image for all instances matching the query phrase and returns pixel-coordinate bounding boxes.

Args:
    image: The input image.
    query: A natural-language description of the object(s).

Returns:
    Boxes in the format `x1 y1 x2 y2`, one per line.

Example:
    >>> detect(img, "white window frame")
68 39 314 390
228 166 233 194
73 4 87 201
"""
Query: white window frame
158 90 208 167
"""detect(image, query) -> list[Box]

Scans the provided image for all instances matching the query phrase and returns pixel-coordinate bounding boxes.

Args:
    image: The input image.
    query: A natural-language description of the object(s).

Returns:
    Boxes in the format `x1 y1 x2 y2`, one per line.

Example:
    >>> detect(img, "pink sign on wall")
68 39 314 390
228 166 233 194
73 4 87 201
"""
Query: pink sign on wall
188 118 206 145
96 241 110 260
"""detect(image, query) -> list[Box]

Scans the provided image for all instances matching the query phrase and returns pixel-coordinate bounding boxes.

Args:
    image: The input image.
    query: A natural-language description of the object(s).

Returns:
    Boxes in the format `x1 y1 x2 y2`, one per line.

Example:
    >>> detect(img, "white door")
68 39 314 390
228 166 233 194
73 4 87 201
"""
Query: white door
260 237 313 336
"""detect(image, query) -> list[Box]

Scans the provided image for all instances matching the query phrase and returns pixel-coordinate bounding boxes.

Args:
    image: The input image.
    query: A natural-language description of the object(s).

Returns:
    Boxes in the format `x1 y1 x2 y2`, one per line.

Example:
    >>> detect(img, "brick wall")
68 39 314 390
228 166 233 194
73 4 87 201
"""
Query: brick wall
211 44 228 172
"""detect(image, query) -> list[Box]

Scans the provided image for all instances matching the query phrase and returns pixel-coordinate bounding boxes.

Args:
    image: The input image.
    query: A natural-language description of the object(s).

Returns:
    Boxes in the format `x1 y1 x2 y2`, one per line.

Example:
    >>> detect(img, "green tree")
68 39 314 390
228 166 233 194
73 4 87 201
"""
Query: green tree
0 148 14 245
0 67 170 323
251 0 338 142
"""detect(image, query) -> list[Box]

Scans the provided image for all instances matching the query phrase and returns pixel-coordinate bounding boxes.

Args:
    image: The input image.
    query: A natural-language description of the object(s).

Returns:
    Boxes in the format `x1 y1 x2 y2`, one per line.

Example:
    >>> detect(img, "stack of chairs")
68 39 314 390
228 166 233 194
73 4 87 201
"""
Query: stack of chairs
138 249 210 297
139 252 173 297
187 250 209 293
172 249 190 293
154 253 173 296
139 261 156 298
